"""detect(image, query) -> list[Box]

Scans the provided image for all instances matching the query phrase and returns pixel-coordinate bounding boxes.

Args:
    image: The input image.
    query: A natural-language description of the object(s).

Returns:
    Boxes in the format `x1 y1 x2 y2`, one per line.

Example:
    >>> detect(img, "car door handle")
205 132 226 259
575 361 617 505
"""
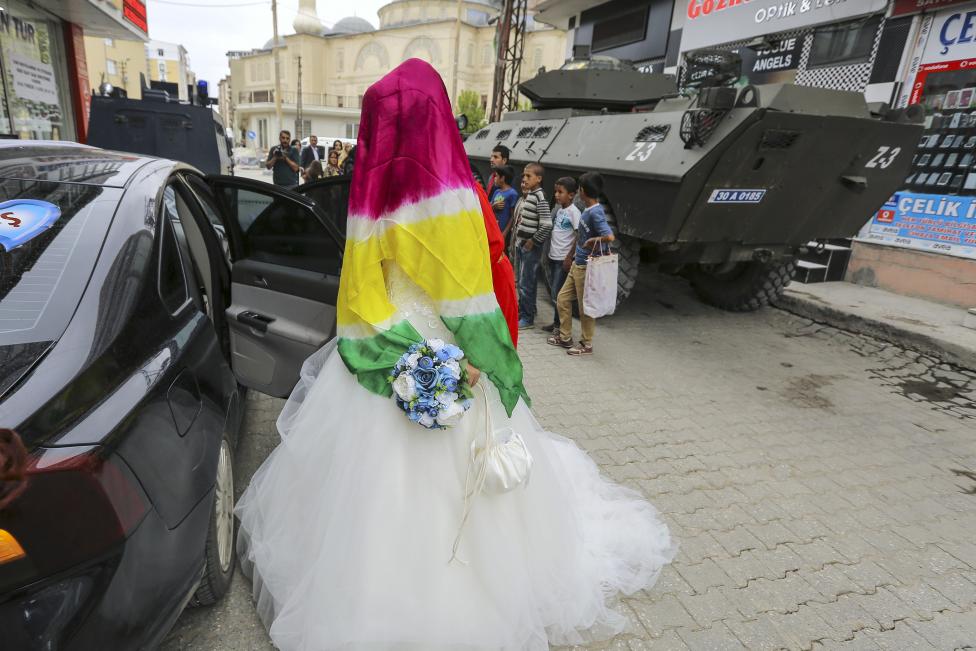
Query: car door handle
237 310 275 333
253 275 269 287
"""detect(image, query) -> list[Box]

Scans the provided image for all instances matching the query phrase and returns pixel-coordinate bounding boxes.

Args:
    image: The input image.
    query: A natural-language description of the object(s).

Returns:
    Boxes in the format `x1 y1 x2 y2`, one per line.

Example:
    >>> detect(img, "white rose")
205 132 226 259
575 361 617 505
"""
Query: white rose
437 391 458 407
392 373 418 401
427 338 446 353
435 401 465 428
406 352 421 368
418 412 436 428
445 359 461 376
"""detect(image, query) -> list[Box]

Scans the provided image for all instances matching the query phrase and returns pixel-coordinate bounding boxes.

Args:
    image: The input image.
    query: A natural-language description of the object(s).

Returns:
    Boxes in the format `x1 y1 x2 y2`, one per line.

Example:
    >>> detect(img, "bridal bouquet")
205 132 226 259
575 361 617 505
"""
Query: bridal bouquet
389 339 474 429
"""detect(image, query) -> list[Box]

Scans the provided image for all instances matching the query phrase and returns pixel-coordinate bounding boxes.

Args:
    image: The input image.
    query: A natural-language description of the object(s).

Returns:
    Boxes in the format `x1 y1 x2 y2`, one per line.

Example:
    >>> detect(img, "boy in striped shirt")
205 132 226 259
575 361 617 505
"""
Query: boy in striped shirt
510 163 552 329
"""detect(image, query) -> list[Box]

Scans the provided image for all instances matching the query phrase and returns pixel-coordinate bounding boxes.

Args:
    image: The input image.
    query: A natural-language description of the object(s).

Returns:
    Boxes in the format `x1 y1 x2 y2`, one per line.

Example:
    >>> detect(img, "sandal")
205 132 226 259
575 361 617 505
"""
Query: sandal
567 343 593 356
546 335 572 348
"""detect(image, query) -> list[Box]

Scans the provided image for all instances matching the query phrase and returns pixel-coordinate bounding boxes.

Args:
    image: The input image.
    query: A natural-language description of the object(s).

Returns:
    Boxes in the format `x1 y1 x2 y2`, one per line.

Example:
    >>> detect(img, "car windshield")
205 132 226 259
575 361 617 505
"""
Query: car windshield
0 179 116 395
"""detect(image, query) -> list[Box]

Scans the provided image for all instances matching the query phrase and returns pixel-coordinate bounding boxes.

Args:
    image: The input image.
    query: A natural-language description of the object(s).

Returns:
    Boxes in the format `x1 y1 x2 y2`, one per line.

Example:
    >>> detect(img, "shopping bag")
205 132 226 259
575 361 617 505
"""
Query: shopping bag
582 249 618 318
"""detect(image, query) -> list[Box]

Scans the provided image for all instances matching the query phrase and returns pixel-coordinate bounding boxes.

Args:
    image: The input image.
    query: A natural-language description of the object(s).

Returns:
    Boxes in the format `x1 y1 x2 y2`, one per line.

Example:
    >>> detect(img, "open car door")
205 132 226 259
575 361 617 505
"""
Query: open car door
189 174 347 397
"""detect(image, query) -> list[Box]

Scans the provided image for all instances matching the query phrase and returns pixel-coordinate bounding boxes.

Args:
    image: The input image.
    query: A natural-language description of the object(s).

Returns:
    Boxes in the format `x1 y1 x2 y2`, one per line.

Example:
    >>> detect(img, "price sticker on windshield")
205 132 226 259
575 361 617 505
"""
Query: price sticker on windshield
0 199 61 252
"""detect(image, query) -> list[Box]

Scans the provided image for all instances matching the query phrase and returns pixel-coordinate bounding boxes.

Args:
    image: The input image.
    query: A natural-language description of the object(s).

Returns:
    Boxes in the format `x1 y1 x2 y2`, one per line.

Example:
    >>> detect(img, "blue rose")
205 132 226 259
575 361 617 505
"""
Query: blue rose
417 356 434 370
442 344 463 361
413 367 438 392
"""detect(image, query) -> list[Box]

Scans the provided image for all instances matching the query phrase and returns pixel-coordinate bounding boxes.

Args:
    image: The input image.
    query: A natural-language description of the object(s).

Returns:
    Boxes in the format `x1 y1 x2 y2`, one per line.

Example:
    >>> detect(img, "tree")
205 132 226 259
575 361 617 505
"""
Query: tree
456 90 487 134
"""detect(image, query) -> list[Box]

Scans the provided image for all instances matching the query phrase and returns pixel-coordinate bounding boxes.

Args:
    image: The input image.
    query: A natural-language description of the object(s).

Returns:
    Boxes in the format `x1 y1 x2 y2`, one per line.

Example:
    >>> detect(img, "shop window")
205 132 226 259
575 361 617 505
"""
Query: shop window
807 15 882 69
592 4 648 52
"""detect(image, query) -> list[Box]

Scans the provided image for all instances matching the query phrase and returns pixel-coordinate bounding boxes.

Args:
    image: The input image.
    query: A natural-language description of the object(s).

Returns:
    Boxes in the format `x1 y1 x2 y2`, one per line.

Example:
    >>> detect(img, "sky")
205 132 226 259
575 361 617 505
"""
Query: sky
146 0 389 88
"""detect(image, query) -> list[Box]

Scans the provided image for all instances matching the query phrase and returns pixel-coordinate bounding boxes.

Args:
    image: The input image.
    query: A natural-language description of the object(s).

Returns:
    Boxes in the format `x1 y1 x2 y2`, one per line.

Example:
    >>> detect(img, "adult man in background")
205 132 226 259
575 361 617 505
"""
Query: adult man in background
486 144 510 195
301 135 325 180
266 129 301 186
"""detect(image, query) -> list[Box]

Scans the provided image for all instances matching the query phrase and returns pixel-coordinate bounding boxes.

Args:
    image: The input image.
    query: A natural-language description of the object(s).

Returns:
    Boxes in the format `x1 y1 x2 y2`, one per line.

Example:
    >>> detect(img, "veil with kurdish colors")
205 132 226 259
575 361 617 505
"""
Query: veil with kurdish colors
335 59 528 415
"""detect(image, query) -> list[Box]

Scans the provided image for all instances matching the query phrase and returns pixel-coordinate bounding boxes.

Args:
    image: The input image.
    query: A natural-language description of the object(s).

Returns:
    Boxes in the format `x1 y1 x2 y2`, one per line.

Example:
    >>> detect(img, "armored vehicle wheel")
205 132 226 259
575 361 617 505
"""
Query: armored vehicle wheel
688 258 795 312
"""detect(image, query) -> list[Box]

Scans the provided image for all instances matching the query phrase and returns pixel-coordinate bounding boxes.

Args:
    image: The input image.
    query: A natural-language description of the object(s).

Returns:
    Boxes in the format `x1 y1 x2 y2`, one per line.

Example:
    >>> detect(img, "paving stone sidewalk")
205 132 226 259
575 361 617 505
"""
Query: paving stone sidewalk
528 276 976 650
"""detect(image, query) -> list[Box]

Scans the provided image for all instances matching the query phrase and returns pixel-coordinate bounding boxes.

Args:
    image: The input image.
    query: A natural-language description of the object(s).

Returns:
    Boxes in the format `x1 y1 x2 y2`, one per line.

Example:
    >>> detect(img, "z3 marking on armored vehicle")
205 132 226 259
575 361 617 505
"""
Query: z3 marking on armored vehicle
465 53 923 311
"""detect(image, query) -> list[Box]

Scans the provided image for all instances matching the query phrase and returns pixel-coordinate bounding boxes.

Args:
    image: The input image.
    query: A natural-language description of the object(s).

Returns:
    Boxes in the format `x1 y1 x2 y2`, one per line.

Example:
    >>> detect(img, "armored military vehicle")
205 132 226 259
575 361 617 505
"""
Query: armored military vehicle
88 83 233 176
465 53 923 311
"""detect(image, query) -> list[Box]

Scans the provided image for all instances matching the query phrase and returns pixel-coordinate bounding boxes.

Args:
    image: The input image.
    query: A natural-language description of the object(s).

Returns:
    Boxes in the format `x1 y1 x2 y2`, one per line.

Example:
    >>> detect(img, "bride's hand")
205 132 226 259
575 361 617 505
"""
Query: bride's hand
466 363 481 387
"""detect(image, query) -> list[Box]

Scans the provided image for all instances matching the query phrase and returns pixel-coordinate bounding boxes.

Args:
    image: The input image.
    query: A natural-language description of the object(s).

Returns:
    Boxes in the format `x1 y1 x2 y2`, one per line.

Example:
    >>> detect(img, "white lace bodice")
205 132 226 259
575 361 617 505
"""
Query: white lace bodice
385 263 453 341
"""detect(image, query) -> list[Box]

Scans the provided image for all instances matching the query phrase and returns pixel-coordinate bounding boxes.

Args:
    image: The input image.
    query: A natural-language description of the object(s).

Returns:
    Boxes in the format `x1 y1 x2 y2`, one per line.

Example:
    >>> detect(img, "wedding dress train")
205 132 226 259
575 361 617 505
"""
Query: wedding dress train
235 266 675 650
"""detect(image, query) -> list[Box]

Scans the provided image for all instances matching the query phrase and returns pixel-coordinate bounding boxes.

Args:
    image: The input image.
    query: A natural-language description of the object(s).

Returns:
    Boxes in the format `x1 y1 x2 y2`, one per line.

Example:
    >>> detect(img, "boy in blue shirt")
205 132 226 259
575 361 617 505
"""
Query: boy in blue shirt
489 165 518 246
547 172 614 356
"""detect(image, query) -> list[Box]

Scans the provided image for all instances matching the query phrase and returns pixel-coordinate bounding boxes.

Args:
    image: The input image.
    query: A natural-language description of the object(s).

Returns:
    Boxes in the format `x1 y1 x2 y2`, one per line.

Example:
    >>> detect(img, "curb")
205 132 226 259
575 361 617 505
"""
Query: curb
772 292 976 373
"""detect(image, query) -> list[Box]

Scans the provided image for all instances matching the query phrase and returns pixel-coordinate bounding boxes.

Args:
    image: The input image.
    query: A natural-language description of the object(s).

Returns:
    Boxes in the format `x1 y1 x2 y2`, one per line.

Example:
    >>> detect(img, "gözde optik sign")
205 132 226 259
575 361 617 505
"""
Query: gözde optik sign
681 0 888 52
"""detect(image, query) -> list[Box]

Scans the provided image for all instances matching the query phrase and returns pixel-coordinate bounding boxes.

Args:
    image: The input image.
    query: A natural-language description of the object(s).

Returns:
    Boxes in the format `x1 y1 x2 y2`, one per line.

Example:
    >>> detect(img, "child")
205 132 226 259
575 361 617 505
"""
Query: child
510 162 551 329
547 171 614 356
540 177 581 333
489 165 519 247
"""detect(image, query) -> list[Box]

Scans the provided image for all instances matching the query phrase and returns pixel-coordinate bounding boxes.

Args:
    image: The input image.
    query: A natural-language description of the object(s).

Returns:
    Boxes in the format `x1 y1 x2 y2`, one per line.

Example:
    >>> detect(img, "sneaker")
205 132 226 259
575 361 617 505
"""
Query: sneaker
546 335 573 348
539 322 556 333
518 320 534 330
567 342 593 356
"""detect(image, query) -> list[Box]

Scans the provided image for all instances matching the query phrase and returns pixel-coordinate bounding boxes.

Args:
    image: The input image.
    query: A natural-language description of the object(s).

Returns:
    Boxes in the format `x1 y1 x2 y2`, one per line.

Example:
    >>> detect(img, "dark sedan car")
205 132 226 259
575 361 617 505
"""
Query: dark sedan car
0 142 347 649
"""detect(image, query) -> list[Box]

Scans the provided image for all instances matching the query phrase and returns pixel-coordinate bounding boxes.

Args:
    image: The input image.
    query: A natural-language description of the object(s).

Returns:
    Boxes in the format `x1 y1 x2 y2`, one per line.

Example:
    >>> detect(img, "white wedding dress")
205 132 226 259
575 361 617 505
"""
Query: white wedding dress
235 265 675 651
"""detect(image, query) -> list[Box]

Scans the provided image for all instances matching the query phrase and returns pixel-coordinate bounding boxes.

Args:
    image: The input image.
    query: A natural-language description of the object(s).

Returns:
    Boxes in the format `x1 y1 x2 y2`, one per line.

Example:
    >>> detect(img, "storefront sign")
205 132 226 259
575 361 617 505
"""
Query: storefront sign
745 36 802 74
907 7 976 104
681 0 887 52
123 0 147 33
863 192 976 260
892 0 974 18
9 52 58 105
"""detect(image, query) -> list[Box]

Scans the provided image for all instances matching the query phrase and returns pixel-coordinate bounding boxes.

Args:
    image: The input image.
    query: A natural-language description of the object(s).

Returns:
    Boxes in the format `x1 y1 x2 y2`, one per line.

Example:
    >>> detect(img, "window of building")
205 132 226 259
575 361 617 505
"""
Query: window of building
807 15 882 69
591 4 649 52
482 45 492 66
337 49 344 72
294 119 311 139
0 3 76 139
107 59 118 75
157 48 165 57
467 43 474 67
104 38 114 47
337 95 344 108
345 123 359 139
533 47 543 70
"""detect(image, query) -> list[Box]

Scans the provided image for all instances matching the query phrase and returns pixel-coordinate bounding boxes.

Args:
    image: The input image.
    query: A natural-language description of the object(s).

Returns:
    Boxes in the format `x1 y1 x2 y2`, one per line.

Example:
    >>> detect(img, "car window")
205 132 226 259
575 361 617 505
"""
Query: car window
158 186 190 313
0 180 119 395
183 175 233 265
215 185 341 274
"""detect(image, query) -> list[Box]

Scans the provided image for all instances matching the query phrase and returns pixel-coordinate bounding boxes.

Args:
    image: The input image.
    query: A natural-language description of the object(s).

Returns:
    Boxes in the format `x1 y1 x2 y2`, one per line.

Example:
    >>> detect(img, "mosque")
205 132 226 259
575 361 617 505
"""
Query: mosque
222 0 567 150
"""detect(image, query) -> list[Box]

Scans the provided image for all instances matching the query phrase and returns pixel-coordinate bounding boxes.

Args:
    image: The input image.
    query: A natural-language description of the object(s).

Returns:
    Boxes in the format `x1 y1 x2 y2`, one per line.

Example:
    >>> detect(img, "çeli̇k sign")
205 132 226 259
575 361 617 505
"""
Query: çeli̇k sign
864 192 976 260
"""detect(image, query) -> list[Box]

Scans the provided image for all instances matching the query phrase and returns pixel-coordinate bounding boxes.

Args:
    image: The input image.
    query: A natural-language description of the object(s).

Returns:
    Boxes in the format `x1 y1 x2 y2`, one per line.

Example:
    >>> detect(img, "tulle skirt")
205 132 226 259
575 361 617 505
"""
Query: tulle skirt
235 341 675 650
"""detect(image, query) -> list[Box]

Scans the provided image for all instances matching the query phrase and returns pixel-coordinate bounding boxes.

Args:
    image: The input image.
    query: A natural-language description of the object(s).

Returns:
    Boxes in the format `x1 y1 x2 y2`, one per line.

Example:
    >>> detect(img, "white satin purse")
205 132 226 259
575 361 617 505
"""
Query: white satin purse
450 384 533 563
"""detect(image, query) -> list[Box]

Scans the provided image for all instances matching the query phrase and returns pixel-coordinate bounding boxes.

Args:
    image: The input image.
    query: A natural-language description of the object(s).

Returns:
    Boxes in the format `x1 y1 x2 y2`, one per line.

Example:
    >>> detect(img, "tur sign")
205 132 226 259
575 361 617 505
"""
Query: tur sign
681 0 888 52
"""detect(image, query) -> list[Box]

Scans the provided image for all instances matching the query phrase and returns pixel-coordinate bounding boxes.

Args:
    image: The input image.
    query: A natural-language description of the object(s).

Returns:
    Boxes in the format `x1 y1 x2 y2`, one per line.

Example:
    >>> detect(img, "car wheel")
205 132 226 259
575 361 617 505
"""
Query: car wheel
189 433 235 606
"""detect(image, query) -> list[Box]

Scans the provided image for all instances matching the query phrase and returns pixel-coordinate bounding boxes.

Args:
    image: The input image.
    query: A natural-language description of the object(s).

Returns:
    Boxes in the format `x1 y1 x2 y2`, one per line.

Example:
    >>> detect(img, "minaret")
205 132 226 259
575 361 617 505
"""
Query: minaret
293 0 323 34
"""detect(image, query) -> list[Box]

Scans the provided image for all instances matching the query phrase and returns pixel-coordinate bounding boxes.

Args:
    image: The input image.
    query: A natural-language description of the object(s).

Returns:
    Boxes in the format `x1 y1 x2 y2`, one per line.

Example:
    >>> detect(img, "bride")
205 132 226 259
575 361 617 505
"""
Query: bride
235 59 675 651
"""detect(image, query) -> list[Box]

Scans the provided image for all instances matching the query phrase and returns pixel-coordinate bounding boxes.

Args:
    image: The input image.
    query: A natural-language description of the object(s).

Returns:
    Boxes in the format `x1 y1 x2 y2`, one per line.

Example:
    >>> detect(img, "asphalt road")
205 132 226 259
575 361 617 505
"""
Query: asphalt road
162 266 976 650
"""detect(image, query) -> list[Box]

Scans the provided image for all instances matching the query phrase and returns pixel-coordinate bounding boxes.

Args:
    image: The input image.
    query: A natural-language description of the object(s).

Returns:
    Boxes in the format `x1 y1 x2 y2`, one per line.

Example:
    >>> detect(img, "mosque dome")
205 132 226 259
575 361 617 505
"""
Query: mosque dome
262 35 286 49
331 16 376 34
